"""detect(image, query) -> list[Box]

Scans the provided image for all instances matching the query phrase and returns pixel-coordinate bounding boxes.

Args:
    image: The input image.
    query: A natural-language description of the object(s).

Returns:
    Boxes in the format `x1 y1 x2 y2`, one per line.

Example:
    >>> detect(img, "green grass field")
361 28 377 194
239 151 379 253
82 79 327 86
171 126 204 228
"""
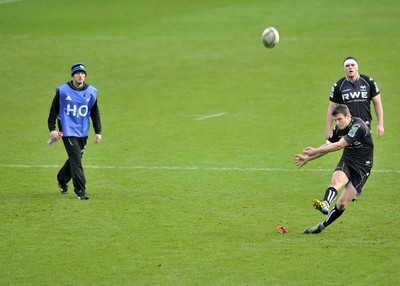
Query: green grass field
1 0 399 285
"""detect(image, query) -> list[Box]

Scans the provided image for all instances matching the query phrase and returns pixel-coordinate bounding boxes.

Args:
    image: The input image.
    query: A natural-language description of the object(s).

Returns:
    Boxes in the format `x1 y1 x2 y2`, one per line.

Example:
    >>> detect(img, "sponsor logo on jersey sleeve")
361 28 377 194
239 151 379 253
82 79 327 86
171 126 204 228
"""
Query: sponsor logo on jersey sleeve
348 124 360 138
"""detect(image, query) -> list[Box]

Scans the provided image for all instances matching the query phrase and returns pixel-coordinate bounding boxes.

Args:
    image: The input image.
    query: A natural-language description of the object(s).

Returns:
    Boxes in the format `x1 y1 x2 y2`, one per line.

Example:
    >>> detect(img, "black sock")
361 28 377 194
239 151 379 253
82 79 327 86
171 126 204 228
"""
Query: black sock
323 187 338 205
322 205 345 228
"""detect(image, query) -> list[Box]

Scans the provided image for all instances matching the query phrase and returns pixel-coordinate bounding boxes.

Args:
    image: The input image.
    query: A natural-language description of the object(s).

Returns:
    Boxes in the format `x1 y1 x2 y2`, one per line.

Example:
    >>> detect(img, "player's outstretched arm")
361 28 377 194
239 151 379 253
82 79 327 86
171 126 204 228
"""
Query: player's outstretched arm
304 139 348 157
294 152 325 168
294 142 330 168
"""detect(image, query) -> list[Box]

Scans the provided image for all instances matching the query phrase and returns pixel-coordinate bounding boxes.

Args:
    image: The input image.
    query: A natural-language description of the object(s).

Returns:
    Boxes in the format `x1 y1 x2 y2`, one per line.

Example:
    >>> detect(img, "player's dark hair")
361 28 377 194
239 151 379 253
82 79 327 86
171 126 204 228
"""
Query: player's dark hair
343 56 358 64
332 104 351 117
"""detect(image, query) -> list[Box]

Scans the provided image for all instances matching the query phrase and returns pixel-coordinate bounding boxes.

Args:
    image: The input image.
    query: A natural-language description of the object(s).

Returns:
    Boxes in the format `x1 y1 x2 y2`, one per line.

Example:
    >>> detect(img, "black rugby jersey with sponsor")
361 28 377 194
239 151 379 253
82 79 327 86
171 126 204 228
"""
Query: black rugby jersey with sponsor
328 117 374 168
330 74 380 126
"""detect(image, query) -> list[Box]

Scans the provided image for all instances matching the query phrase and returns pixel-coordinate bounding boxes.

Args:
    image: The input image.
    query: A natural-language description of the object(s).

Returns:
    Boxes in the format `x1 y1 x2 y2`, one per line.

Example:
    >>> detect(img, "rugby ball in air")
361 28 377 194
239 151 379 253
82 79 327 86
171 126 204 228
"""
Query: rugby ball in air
262 27 279 48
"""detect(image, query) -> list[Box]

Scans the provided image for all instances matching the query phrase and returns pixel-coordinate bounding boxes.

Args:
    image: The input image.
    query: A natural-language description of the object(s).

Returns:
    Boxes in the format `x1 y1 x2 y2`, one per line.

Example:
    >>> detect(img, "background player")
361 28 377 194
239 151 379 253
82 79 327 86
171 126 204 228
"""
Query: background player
325 56 384 140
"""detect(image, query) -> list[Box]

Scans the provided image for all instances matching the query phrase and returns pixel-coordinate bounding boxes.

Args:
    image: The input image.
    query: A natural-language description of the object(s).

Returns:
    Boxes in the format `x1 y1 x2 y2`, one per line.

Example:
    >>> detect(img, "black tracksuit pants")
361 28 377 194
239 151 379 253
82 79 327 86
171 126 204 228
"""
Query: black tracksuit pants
57 137 87 194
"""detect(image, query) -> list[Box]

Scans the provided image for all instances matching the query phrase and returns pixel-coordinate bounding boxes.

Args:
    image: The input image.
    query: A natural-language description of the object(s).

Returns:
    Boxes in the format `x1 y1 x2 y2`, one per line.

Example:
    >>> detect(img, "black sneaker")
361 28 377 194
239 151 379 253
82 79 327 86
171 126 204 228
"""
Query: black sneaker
303 223 325 234
58 182 69 195
76 190 89 200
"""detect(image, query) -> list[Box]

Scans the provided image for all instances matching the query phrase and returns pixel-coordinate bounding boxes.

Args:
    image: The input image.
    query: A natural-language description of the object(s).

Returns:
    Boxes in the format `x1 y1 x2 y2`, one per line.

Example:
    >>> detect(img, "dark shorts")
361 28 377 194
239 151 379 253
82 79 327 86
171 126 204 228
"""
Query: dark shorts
334 159 372 194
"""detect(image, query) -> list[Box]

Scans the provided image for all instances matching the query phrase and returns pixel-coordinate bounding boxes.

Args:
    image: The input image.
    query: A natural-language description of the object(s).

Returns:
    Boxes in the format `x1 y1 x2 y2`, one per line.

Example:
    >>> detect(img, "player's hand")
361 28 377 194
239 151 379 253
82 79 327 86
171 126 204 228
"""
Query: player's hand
294 154 308 168
303 146 316 156
94 134 102 144
376 125 384 138
50 130 60 142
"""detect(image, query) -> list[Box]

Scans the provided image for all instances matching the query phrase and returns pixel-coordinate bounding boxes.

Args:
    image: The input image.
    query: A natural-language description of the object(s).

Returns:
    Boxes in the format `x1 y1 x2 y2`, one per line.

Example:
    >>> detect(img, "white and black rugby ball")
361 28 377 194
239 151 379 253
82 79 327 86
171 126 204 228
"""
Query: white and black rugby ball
262 27 279 48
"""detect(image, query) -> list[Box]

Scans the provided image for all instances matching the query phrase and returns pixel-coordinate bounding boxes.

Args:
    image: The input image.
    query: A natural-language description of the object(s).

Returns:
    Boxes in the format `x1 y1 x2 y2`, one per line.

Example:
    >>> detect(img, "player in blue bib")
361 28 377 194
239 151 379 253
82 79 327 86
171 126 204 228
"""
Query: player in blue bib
48 63 102 200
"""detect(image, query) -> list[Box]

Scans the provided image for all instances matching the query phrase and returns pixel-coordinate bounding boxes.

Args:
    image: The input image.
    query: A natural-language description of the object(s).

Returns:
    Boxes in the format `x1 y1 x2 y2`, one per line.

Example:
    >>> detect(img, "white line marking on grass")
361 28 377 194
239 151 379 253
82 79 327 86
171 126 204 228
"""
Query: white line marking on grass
269 238 382 244
195 112 227 121
0 0 23 4
0 164 399 173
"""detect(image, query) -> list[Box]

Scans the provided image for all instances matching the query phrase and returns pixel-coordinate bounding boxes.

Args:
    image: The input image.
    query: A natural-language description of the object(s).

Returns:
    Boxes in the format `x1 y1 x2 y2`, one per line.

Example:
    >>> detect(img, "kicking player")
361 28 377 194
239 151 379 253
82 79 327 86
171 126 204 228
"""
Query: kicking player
295 104 373 234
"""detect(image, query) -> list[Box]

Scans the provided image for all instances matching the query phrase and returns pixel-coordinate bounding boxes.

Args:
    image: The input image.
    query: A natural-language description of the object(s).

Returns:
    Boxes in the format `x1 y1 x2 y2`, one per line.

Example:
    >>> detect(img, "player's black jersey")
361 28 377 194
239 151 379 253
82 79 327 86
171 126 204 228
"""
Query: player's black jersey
328 117 374 168
330 74 380 126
